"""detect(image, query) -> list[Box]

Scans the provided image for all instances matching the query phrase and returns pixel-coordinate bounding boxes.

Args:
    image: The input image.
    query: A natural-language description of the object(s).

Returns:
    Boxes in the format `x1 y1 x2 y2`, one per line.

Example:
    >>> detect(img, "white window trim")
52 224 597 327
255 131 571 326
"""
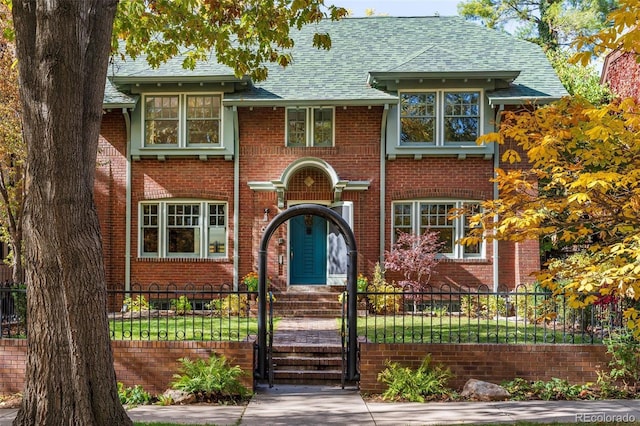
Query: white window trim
142 93 223 148
398 89 483 146
285 106 335 147
391 200 485 260
138 200 228 259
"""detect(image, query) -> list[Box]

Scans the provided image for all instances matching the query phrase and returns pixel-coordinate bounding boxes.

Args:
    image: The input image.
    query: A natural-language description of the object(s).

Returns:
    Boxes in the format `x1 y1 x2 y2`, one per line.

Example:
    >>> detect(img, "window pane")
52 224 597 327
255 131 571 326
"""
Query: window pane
145 96 179 145
209 204 225 226
287 109 307 146
186 95 221 145
208 227 226 255
188 120 220 144
444 92 479 143
143 228 158 253
141 204 159 254
420 203 454 254
400 93 436 143
464 203 481 255
393 203 413 242
168 228 200 254
313 108 333 147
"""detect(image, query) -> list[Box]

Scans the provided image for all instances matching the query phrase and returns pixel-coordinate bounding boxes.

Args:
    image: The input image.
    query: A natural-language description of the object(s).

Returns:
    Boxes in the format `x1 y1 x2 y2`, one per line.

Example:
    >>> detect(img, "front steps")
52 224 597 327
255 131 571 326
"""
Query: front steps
272 286 345 318
271 344 343 385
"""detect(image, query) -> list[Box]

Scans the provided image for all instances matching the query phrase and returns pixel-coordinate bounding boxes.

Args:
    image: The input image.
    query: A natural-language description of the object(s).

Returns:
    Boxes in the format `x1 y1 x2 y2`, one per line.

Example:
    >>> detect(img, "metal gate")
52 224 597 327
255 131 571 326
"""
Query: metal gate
254 204 360 385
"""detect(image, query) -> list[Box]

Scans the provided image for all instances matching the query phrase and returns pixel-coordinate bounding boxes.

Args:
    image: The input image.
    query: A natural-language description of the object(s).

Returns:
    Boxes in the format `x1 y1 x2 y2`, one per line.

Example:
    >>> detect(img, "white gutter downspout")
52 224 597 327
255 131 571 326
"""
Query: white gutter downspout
232 106 240 290
493 104 504 292
379 104 389 262
122 108 132 293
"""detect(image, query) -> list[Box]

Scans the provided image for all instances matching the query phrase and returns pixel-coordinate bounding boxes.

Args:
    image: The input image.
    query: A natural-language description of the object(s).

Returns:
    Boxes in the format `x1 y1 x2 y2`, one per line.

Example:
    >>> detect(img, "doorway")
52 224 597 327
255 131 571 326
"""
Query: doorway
290 214 327 285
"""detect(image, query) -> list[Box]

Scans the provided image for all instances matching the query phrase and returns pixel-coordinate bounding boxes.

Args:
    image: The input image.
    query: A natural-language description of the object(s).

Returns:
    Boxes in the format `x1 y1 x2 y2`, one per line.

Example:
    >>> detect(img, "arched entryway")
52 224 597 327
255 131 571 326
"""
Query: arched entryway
255 204 359 383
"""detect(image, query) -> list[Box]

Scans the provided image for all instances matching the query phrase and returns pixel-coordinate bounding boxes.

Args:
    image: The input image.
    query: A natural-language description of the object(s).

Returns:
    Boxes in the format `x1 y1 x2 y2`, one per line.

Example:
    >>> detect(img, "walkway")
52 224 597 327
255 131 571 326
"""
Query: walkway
272 317 342 346
2 389 640 425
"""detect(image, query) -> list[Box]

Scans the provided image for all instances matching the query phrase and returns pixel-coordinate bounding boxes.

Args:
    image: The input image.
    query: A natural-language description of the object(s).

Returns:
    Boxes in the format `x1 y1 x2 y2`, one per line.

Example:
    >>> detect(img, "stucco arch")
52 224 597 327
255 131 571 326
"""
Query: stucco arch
279 157 342 189
247 157 370 208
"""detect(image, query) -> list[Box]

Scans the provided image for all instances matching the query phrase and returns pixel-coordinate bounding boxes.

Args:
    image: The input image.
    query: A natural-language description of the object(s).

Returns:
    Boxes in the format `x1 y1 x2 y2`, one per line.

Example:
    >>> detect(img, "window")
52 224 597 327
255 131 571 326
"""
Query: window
400 91 480 145
286 107 334 147
392 200 483 258
144 94 221 147
139 201 227 258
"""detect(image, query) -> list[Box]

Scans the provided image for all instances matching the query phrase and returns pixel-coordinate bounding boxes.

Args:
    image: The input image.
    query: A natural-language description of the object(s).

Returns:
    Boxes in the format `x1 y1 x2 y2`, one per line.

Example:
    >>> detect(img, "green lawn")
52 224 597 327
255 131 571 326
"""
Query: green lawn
110 316 260 341
357 315 603 344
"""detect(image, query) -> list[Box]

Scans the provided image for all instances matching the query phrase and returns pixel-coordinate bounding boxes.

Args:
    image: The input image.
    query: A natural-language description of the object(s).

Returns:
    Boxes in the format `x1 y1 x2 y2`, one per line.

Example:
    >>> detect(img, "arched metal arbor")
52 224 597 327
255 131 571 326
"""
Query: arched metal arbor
256 204 359 382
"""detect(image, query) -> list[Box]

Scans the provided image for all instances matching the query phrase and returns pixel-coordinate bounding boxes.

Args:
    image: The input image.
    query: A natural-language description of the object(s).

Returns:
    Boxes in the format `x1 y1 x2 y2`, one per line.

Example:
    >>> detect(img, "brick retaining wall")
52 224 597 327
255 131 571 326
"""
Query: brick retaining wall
359 343 610 393
1 340 612 396
0 339 255 396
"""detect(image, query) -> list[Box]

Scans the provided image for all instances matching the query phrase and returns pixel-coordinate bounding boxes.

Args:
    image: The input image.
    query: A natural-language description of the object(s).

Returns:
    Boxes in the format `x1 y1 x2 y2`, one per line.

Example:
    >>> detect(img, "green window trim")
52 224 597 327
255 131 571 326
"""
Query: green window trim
400 90 481 146
285 106 334 147
139 200 227 259
392 200 484 259
143 93 222 148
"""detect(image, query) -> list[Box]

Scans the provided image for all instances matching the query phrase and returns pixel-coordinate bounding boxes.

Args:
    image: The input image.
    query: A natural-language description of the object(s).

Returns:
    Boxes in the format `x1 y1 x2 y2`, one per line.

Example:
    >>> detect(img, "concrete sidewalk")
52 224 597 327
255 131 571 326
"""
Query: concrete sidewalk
2 385 640 425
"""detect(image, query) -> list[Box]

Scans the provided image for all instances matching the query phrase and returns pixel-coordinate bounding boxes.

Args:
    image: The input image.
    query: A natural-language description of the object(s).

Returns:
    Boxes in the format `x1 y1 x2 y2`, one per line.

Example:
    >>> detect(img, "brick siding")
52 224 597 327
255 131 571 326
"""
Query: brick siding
97 104 540 292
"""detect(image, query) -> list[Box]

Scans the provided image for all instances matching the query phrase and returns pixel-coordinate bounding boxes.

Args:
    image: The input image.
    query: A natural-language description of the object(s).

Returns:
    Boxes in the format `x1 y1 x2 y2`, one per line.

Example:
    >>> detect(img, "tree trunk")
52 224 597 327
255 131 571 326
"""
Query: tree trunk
11 1 131 425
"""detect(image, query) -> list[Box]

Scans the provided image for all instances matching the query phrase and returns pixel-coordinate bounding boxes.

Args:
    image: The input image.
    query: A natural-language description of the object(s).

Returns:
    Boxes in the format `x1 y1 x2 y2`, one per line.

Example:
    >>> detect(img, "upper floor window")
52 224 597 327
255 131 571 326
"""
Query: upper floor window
400 91 481 145
144 94 221 147
286 107 334 147
392 200 483 259
140 200 227 259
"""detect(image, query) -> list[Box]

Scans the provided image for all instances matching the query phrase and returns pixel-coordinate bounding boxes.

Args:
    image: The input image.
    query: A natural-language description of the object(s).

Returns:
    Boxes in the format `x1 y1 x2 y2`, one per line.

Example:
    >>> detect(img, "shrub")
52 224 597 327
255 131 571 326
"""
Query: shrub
170 295 192 316
604 329 640 386
367 263 401 314
502 377 590 401
122 295 151 312
118 382 151 406
172 354 250 403
460 294 507 318
377 354 453 402
207 294 248 316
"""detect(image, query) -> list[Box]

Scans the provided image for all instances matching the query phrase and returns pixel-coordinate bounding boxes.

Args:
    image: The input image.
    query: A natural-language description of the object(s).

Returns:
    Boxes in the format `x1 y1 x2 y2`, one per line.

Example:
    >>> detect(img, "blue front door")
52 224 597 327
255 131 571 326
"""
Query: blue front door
290 215 327 285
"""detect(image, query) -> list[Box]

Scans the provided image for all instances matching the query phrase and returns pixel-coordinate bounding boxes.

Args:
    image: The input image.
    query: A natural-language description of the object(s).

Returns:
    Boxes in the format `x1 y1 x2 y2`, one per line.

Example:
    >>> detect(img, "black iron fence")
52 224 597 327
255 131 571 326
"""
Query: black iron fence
1 283 632 345
358 284 629 344
107 284 259 342
0 285 26 338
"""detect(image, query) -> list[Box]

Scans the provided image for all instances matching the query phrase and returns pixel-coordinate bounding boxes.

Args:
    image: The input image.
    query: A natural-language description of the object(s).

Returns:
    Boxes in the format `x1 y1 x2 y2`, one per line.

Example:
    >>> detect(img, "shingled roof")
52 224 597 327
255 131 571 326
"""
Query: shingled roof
105 16 567 107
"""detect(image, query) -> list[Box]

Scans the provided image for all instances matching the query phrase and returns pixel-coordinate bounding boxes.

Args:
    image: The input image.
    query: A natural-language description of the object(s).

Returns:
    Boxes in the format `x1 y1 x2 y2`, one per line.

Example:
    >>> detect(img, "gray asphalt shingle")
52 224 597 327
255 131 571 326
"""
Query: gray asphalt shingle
105 16 567 106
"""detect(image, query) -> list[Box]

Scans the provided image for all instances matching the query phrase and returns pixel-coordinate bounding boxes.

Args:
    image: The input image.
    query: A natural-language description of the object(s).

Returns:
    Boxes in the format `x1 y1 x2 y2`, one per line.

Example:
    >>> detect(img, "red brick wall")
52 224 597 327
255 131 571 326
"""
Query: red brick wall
0 340 27 394
0 339 255 396
238 106 383 290
603 50 640 102
96 112 128 290
359 343 609 393
97 103 541 292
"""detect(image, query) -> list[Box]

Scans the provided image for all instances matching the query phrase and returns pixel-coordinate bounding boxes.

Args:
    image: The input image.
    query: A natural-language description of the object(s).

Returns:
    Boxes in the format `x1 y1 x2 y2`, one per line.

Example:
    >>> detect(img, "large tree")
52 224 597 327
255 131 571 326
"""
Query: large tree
465 1 640 335
9 0 345 424
458 0 617 51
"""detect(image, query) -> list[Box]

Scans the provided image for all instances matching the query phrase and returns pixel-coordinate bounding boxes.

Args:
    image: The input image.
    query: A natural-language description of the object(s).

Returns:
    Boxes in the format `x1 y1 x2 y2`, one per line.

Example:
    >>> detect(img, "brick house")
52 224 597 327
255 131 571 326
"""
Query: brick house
601 48 640 101
97 16 566 294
